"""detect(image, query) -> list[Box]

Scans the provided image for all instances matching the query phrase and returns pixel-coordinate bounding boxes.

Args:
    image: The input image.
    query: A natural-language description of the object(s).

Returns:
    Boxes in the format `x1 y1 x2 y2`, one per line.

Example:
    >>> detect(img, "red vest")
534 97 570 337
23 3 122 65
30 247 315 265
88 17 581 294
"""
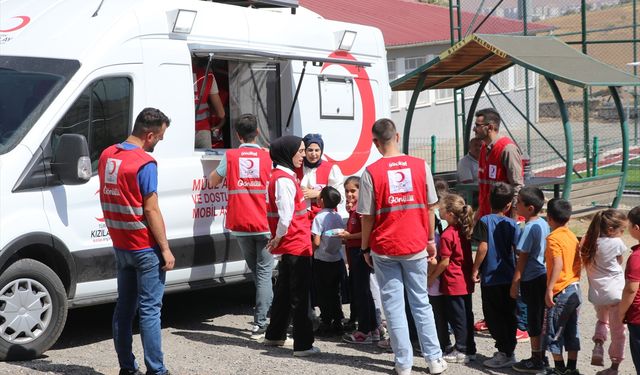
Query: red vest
267 169 312 256
477 137 519 218
98 144 157 250
225 146 271 232
194 66 214 132
367 155 430 256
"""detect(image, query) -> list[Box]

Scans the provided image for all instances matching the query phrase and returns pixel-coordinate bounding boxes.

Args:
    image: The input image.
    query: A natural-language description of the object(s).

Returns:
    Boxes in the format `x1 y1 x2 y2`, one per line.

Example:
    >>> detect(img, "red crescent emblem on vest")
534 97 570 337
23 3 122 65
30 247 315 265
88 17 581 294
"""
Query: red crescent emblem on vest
0 16 30 32
245 159 255 169
320 51 375 176
395 171 405 182
108 160 117 175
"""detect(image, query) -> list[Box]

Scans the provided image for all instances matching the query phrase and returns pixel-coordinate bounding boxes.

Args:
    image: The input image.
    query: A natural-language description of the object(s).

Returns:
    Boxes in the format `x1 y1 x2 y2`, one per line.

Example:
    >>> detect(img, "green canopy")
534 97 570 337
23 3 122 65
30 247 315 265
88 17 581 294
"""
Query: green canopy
392 34 640 91
392 34 640 210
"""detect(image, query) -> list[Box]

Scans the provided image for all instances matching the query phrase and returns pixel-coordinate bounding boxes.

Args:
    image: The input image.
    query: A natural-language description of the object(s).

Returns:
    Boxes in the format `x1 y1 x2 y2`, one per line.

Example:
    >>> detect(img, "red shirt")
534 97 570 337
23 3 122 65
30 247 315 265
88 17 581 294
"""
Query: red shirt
625 244 640 324
346 207 362 249
439 225 474 296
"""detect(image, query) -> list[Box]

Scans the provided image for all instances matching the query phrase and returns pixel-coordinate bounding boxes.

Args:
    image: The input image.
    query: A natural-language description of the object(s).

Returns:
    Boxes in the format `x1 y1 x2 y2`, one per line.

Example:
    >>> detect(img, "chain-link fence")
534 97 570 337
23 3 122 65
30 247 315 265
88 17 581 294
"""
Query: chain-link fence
410 0 639 193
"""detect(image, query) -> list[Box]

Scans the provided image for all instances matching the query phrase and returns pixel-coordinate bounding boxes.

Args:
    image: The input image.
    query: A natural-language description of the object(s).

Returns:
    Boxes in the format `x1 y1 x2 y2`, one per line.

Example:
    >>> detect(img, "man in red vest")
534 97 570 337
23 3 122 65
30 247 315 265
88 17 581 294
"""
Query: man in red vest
98 107 175 375
358 118 447 375
474 108 523 220
473 108 528 340
193 58 225 149
209 114 273 338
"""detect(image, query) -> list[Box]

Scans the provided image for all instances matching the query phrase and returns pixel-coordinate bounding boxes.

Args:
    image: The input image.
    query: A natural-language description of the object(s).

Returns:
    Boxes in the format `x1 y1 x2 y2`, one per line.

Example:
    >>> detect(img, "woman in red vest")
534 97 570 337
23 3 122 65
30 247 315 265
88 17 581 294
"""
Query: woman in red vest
298 133 345 215
263 135 319 357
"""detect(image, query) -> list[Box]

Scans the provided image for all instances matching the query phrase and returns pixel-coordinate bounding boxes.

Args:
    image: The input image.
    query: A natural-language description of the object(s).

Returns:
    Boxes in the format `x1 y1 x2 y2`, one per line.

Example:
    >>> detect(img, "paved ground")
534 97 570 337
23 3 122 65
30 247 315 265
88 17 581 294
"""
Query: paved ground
0 281 635 374
0 219 636 375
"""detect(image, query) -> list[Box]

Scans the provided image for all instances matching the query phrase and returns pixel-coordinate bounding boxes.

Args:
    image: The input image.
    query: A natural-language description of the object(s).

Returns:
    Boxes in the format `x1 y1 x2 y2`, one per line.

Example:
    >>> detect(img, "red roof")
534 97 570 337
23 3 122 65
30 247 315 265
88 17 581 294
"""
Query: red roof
300 0 551 47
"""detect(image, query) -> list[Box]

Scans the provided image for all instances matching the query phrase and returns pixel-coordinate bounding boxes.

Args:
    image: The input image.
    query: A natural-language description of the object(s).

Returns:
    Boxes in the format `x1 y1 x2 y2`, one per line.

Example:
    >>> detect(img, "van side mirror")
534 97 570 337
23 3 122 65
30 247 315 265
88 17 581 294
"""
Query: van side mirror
51 134 92 185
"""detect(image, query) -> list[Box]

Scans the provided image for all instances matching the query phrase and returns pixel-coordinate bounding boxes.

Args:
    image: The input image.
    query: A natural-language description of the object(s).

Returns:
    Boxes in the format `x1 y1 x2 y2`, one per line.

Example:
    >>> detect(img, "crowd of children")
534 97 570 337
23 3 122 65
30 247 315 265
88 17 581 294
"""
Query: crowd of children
301 176 640 375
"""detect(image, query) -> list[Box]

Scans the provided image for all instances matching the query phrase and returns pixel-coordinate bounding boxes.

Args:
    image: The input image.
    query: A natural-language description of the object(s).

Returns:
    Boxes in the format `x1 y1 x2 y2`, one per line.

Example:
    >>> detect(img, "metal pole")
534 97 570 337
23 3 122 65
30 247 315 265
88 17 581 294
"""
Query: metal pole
610 86 629 208
546 77 574 200
592 136 599 177
634 0 638 145
582 0 591 177
431 135 437 173
402 72 427 154
464 76 491 153
523 0 531 156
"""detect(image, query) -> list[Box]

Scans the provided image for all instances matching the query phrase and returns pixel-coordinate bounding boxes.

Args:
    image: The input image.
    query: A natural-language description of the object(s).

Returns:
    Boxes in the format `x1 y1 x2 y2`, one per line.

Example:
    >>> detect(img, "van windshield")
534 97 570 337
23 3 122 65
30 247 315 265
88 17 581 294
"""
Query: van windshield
0 56 80 155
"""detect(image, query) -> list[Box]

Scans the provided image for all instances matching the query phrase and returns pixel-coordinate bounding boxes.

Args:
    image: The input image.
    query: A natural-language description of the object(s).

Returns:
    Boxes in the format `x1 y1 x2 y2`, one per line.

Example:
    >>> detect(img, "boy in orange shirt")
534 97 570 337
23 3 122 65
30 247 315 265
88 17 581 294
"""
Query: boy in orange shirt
543 198 582 375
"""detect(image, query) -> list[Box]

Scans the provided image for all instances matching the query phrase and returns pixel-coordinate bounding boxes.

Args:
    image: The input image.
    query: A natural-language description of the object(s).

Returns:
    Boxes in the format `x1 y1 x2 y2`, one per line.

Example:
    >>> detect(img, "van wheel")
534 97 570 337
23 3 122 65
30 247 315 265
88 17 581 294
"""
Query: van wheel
0 259 67 361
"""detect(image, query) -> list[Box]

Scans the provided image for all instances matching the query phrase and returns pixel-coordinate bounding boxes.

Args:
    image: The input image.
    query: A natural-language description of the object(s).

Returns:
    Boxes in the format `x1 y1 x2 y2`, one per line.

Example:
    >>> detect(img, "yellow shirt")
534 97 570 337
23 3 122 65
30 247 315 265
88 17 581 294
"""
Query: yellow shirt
545 226 581 295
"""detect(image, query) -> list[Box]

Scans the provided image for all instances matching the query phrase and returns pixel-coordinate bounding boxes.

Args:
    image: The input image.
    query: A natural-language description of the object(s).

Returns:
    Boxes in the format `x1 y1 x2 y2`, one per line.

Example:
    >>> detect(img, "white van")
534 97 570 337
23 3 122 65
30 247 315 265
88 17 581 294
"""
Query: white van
0 0 389 361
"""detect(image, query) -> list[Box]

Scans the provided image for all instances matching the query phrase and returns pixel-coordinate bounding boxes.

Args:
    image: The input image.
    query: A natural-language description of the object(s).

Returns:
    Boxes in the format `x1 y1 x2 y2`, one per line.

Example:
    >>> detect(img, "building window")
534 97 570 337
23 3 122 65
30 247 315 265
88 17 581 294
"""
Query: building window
404 56 430 106
388 60 398 109
515 66 536 90
488 68 511 94
435 88 454 102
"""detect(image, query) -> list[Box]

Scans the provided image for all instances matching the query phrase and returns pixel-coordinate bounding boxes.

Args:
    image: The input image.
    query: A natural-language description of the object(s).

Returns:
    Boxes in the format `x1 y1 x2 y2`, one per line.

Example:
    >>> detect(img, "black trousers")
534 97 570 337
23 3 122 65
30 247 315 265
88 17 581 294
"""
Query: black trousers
265 254 314 351
430 295 452 352
445 294 476 355
481 283 517 356
313 258 345 324
347 248 377 333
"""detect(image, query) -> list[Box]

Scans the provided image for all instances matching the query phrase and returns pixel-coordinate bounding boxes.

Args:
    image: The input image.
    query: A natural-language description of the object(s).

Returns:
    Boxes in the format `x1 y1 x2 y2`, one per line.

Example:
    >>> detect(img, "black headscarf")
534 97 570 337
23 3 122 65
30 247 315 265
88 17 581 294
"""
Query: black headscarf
302 133 324 169
270 135 303 171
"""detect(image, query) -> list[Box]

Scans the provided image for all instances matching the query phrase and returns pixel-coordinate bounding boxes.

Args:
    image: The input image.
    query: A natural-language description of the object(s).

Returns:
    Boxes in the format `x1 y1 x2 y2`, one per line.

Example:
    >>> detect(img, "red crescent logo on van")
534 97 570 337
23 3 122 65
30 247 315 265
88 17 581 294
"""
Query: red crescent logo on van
320 51 375 175
0 16 30 33
95 189 105 222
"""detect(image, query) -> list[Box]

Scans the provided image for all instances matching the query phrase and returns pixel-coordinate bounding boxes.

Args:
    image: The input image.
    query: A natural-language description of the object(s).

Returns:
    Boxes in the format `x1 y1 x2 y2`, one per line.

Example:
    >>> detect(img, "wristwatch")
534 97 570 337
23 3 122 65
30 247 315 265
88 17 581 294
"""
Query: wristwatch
361 247 371 254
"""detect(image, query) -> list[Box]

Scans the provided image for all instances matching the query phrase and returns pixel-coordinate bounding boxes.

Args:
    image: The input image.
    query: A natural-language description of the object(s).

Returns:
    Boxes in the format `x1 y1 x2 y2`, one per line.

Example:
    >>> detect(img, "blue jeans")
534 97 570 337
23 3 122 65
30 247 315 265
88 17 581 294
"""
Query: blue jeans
113 249 167 375
236 234 274 328
543 283 581 355
372 254 442 370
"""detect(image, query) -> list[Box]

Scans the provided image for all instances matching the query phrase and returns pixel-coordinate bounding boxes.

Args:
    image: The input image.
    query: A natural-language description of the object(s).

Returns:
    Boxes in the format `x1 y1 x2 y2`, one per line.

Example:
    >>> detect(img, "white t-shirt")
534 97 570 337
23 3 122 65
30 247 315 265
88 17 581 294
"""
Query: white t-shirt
311 209 345 262
300 163 345 214
456 154 478 183
586 236 627 305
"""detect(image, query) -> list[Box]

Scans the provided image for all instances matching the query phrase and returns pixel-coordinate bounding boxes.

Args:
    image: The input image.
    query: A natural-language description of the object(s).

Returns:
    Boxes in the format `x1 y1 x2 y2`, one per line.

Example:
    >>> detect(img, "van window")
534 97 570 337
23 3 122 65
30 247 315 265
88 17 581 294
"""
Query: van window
53 77 131 171
228 61 281 147
0 56 80 155
192 57 280 149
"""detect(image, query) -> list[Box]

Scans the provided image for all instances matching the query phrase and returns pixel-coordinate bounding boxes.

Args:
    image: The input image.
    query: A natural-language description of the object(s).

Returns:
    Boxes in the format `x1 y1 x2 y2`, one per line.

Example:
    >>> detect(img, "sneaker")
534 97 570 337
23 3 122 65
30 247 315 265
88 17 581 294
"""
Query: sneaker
119 370 143 375
342 318 357 332
427 358 448 374
443 349 470 364
293 346 321 357
516 329 530 342
395 365 411 375
473 319 488 332
314 322 333 337
331 320 345 335
261 336 294 348
483 351 516 368
544 368 566 375
250 325 266 339
377 338 393 353
343 331 372 344
595 368 618 375
512 357 545 373
591 342 604 366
